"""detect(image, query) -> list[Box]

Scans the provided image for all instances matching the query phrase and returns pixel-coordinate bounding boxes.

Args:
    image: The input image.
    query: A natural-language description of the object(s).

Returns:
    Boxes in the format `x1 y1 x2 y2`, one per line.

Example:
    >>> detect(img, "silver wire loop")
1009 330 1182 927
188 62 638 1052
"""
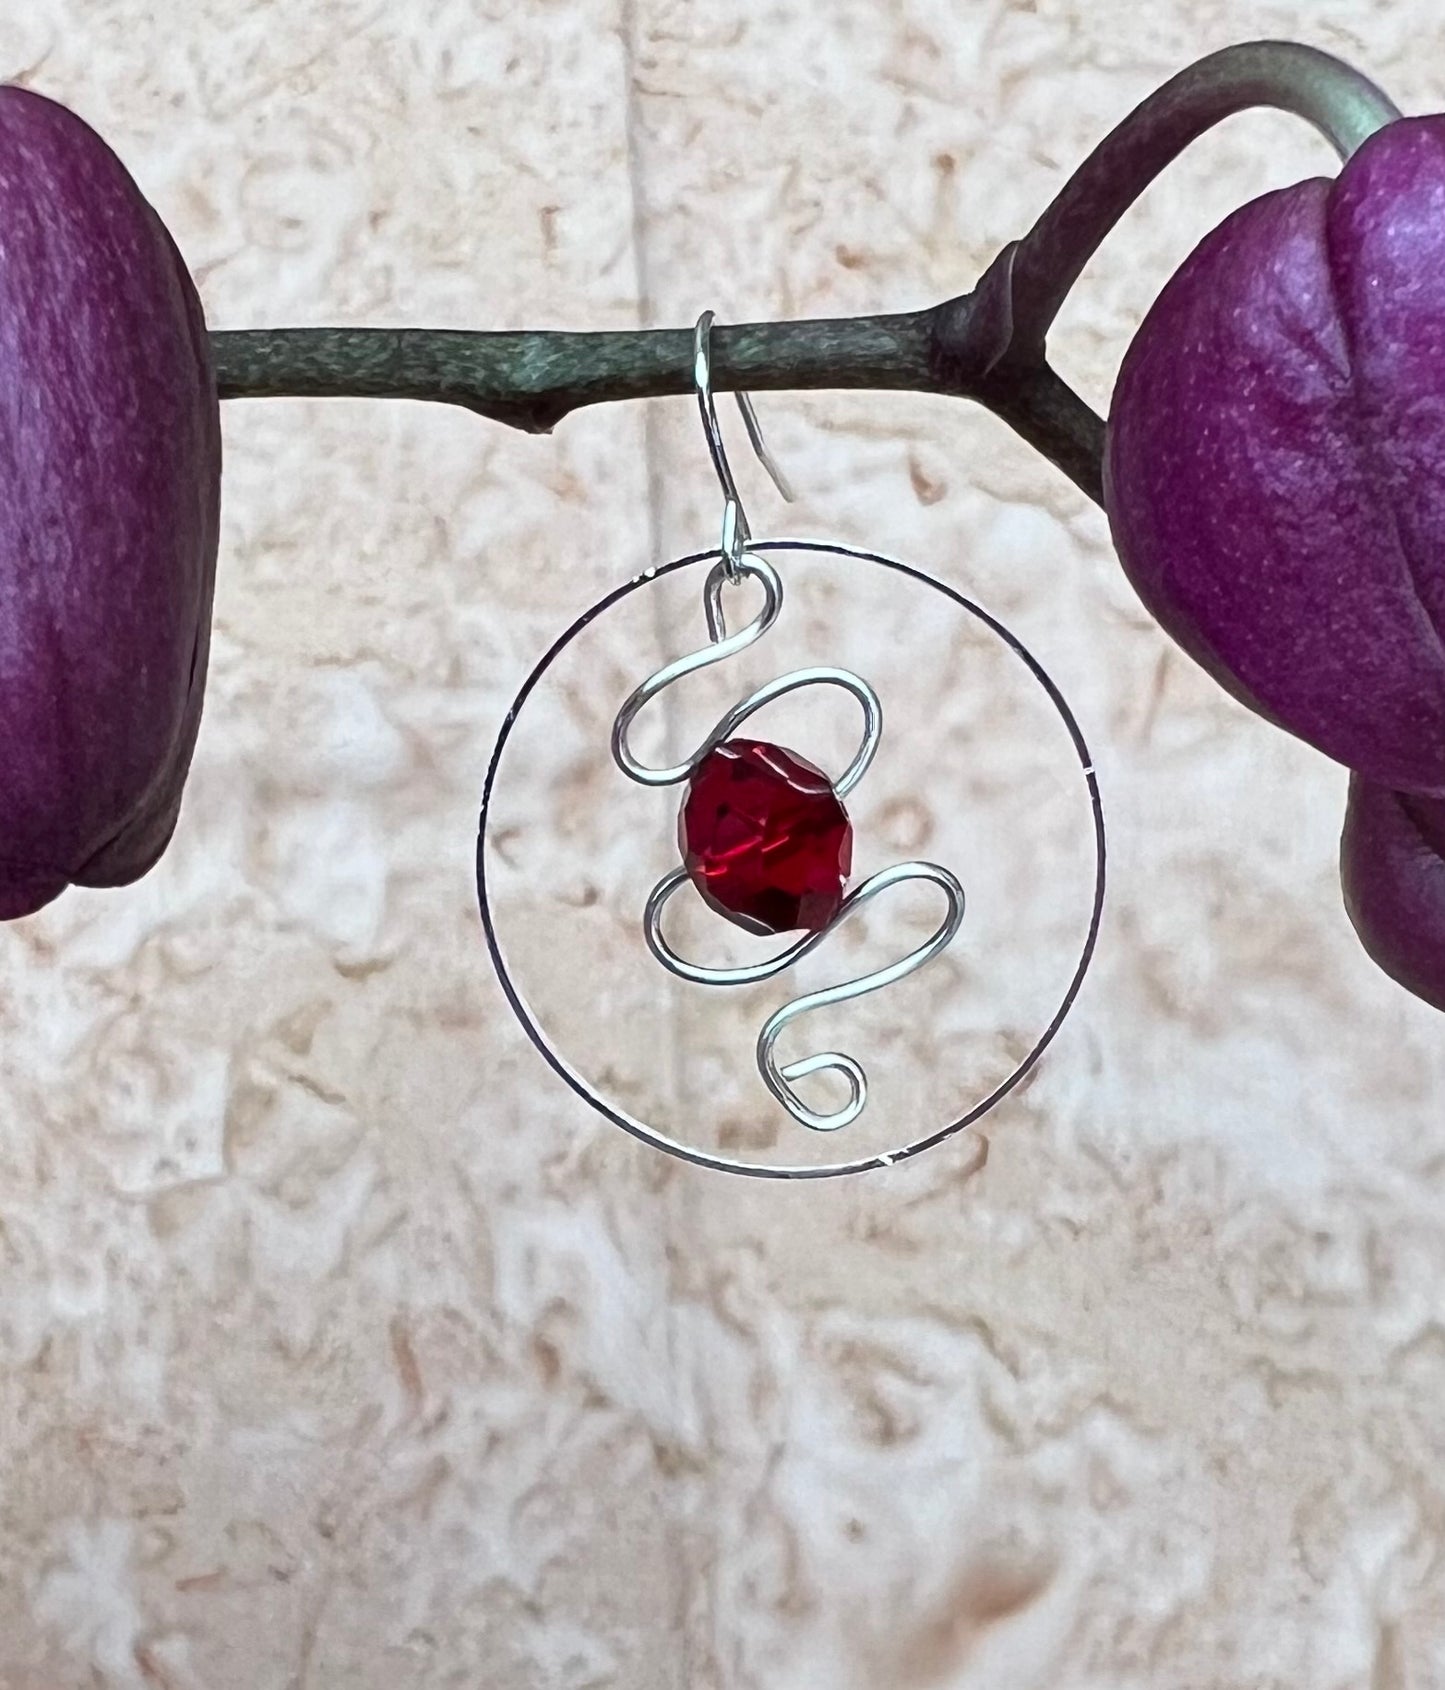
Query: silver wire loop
758 863 966 1131
644 861 964 1133
610 555 883 795
610 554 782 786
693 310 793 581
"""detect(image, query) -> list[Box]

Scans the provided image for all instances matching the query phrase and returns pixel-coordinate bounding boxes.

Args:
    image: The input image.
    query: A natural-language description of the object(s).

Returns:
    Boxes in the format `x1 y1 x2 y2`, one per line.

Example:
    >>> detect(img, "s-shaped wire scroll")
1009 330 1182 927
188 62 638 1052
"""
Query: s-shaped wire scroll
611 550 965 1133
607 314 965 1133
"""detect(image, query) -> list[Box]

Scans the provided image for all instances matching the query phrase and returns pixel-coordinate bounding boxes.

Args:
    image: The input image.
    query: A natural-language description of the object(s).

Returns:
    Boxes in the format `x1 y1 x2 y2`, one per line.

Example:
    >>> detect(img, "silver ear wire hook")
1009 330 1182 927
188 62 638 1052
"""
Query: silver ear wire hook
693 310 794 584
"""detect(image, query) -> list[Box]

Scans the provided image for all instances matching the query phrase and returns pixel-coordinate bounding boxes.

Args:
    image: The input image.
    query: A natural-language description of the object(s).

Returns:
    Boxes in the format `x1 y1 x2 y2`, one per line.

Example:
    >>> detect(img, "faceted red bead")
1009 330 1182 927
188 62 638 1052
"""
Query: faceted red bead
678 738 853 935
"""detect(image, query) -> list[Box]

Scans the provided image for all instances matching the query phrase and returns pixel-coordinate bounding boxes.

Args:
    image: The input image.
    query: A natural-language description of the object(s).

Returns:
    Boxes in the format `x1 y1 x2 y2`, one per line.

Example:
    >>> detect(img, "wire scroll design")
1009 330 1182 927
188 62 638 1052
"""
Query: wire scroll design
610 548 965 1133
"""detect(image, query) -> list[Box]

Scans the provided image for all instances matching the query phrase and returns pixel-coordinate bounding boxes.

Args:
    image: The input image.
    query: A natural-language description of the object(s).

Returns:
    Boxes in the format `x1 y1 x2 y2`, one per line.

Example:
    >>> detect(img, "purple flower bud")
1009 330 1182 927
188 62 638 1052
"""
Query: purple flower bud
1342 777 1445 1011
0 88 220 920
1105 115 1445 1009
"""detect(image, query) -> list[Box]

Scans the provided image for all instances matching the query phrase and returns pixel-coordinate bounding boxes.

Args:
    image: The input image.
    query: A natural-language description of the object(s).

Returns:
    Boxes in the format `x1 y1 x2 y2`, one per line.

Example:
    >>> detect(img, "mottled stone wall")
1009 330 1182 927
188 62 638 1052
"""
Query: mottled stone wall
2 3 1443 1687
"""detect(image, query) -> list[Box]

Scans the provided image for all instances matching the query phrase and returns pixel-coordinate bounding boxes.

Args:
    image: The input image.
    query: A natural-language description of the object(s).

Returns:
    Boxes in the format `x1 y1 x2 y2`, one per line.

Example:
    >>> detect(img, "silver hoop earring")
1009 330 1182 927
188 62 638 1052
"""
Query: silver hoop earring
477 311 1106 1178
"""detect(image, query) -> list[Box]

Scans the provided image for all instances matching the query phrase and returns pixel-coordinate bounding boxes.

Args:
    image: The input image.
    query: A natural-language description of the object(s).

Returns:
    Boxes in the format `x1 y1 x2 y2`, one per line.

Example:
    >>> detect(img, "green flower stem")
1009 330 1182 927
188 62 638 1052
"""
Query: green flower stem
210 312 1107 502
209 40 1400 511
986 39 1403 367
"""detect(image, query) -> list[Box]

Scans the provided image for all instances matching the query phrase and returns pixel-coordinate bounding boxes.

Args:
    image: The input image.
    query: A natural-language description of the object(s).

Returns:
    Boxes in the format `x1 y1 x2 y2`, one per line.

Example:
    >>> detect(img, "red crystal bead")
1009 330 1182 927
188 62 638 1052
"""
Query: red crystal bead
678 738 853 935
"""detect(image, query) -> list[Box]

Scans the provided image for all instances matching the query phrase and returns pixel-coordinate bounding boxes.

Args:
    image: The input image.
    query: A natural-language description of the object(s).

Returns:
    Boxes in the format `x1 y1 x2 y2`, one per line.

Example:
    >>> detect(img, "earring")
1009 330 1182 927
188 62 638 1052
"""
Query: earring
477 312 1105 1179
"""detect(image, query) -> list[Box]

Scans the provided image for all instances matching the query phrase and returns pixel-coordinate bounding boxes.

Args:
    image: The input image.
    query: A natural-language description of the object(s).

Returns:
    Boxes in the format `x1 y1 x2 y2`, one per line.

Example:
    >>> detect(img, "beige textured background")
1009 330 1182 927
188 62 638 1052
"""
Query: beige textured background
3 2 1445 1686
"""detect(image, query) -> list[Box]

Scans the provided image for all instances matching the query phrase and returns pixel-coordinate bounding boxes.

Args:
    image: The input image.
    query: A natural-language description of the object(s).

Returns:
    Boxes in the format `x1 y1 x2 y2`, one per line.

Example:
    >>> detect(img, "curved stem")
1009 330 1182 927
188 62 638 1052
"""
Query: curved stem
209 40 1400 512
986 39 1403 365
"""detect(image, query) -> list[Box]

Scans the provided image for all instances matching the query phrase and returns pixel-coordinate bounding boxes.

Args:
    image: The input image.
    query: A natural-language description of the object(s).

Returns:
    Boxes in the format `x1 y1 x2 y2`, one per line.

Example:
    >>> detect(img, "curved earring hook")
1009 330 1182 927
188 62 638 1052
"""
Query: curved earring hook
693 310 794 580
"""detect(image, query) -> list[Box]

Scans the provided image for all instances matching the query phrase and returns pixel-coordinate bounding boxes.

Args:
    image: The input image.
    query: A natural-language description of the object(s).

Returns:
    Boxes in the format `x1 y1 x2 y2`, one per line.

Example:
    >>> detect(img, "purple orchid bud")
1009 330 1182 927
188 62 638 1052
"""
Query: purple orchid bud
1342 777 1445 1012
0 87 220 920
1104 114 1445 1009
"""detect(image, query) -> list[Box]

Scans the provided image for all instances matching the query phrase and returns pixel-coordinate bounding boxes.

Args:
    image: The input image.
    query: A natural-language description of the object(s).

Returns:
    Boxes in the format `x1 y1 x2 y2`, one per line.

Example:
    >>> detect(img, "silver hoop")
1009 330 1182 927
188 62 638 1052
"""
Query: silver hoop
476 538 1107 1180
